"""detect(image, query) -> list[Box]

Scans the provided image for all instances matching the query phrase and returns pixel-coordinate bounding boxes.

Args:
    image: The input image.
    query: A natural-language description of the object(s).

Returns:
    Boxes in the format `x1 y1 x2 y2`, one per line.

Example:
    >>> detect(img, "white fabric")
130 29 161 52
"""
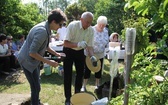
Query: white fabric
92 97 108 105
109 50 119 77
51 38 55 42
57 26 67 41
49 41 63 51
106 46 125 59
0 44 8 55
64 21 94 50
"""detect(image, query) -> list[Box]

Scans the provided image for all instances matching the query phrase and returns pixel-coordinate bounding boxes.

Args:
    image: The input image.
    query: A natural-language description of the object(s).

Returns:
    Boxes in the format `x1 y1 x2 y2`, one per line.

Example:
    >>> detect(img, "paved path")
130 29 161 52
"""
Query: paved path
0 93 30 105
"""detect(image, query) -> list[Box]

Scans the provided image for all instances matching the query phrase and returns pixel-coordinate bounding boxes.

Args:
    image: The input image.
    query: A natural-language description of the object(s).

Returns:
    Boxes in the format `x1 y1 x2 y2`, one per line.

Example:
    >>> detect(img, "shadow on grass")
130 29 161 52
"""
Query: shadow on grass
40 71 64 85
40 66 111 88
40 58 113 87
0 70 23 92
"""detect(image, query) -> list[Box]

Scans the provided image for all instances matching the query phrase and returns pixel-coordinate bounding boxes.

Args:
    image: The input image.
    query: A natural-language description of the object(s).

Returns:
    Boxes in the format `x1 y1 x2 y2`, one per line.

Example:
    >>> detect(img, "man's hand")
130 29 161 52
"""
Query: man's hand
77 41 87 49
90 56 97 67
48 60 59 68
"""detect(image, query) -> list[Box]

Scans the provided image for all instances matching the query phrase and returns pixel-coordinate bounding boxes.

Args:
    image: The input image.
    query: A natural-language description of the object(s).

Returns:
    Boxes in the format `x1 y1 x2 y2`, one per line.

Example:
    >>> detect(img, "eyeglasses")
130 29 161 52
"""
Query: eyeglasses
54 21 63 27
7 39 12 40
59 23 63 27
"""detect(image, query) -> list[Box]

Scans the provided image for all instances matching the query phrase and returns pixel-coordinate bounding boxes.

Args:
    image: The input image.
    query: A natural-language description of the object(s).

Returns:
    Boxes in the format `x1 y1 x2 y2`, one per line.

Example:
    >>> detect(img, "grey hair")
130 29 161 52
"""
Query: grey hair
81 12 94 19
97 16 107 25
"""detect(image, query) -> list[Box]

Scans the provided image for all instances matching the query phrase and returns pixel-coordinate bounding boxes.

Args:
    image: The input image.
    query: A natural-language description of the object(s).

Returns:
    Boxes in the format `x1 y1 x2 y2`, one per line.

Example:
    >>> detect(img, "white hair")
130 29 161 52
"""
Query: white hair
81 12 94 19
97 16 107 25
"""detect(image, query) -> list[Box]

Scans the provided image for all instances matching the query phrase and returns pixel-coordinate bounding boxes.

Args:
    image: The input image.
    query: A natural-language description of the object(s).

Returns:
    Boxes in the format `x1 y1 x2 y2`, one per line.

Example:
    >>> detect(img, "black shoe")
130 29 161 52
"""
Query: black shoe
75 89 80 93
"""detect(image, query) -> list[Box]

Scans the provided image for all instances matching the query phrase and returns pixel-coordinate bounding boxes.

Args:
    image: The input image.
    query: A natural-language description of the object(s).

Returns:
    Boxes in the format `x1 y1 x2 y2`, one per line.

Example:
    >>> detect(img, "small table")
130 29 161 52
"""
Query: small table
45 41 64 63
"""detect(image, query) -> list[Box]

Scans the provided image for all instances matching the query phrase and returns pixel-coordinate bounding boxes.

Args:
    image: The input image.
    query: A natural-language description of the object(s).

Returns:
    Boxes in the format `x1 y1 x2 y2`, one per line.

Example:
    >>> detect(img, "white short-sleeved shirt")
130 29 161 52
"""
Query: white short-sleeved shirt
65 21 94 50
0 44 8 55
57 26 67 41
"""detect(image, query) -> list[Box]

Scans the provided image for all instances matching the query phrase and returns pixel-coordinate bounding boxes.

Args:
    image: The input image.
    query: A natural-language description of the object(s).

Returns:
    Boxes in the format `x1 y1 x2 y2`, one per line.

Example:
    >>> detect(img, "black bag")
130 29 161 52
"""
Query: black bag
95 73 124 99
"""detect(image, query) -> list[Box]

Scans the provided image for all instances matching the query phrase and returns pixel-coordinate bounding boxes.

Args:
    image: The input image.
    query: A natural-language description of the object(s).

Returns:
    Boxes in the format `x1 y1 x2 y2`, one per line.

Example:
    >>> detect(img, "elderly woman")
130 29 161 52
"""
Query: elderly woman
81 16 109 91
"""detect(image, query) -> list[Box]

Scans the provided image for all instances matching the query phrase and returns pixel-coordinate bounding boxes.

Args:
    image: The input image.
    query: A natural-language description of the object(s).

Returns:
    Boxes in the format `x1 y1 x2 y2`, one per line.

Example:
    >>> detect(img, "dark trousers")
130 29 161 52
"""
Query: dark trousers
22 66 41 105
0 55 16 72
63 47 85 101
84 57 104 79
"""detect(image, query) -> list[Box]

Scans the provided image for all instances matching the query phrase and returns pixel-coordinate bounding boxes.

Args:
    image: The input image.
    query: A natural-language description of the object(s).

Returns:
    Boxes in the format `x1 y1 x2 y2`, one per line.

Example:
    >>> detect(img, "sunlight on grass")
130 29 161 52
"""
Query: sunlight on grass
0 59 124 104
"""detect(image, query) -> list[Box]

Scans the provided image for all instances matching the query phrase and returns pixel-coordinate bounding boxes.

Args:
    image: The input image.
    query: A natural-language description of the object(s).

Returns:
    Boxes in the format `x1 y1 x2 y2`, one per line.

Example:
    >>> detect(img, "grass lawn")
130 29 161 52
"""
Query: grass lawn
0 59 124 105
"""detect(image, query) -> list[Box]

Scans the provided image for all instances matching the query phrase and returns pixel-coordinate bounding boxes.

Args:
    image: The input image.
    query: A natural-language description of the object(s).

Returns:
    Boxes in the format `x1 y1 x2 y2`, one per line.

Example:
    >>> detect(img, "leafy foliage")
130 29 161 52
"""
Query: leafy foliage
0 0 43 39
42 0 70 12
65 3 87 22
122 17 150 53
78 0 98 13
57 0 70 11
109 47 168 105
124 0 168 57
94 0 129 35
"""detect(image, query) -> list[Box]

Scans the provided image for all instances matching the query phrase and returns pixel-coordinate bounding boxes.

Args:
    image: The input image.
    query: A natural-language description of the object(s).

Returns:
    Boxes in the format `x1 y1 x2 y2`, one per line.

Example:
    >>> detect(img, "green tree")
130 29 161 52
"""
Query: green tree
124 0 168 57
57 0 70 11
42 0 70 17
94 0 127 35
78 0 98 13
14 3 43 35
0 0 21 35
0 0 43 38
65 3 87 22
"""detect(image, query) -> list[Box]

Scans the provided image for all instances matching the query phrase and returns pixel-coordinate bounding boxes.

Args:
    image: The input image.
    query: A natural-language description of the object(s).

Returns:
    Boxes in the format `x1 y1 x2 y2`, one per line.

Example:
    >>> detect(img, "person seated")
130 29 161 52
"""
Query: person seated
0 34 17 74
16 34 25 50
109 32 120 47
6 35 19 54
6 35 13 50
107 33 126 60
7 35 21 67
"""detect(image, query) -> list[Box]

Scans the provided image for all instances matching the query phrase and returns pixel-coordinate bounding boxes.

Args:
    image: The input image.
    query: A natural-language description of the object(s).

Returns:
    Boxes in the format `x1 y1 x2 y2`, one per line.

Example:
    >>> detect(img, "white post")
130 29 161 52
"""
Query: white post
124 28 136 105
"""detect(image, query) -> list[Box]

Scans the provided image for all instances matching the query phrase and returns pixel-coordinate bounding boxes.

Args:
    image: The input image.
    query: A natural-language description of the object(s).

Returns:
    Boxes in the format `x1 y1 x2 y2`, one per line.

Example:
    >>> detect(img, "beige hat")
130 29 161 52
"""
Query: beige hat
70 92 96 105
85 56 101 73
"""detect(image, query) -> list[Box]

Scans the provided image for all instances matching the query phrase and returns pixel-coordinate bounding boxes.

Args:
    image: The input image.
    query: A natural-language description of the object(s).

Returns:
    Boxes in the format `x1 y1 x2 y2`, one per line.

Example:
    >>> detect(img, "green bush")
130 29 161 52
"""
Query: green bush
109 46 168 105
